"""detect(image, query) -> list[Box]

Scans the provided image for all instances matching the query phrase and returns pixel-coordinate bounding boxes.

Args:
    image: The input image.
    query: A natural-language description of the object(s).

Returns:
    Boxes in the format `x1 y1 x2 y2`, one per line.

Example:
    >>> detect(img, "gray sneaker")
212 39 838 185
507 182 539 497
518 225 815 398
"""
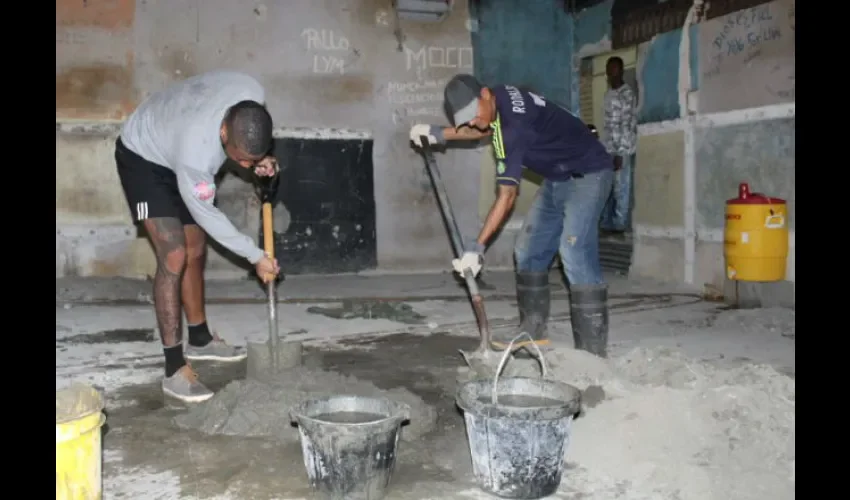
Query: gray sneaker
185 334 247 362
162 365 214 403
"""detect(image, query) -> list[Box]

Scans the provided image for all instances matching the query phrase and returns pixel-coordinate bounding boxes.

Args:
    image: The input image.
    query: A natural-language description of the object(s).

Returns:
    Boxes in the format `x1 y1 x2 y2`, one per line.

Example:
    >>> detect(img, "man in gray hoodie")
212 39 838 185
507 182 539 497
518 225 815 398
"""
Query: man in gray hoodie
116 70 280 403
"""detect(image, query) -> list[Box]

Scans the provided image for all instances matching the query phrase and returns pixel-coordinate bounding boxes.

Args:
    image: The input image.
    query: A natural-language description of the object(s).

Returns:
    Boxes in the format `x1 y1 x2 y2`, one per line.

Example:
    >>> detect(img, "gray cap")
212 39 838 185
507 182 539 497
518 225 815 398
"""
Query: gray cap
444 73 483 127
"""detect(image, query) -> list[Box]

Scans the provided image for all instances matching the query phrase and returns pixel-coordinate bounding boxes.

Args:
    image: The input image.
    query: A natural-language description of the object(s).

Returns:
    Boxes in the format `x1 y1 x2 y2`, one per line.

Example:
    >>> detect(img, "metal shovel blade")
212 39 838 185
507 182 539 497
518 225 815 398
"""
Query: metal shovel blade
415 139 504 378
457 284 505 379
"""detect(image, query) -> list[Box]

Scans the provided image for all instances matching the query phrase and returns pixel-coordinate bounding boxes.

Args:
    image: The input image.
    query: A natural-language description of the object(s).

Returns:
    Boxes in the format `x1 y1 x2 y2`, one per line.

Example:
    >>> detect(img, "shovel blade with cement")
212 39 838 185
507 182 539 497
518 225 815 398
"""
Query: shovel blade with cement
417 137 503 378
456 281 501 378
246 176 302 379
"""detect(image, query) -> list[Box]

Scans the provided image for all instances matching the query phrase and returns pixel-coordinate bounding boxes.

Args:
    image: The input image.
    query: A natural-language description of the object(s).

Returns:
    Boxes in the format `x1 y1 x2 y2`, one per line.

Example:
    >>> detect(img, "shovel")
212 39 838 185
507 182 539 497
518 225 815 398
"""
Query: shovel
257 171 282 373
417 137 500 376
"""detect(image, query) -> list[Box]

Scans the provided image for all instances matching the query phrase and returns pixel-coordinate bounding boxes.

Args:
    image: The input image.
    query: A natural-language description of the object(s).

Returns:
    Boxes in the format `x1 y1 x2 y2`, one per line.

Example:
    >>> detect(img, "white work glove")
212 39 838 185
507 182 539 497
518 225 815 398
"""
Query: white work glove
452 241 485 278
409 124 445 148
452 251 483 278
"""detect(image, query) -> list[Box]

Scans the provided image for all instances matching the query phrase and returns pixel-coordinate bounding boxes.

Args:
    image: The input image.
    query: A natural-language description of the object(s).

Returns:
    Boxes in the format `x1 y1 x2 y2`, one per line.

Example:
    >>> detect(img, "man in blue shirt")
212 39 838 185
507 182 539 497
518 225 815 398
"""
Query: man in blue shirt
410 74 614 357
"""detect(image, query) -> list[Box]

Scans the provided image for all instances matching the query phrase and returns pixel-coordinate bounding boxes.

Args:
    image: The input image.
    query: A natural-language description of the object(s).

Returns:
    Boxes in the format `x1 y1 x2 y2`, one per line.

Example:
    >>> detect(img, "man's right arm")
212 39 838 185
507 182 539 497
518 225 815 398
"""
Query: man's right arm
409 124 490 146
176 167 265 264
442 126 491 142
474 126 526 248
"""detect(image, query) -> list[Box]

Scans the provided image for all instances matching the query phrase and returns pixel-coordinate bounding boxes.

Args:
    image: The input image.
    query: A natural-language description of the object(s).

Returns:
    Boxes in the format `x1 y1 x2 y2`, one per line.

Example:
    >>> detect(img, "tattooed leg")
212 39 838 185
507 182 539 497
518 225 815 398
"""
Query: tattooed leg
181 224 207 326
144 217 188 347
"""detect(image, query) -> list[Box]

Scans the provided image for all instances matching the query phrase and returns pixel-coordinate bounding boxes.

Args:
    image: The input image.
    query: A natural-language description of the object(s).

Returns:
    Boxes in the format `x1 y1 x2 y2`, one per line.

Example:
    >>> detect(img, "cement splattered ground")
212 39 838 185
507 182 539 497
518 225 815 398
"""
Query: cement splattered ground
56 271 795 499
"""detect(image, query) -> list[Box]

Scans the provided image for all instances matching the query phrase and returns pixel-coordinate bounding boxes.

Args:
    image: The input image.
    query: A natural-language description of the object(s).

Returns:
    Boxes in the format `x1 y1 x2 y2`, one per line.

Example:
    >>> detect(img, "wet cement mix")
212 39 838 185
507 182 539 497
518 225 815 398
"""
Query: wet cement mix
175 366 437 443
90 304 794 500
306 300 427 324
171 347 795 500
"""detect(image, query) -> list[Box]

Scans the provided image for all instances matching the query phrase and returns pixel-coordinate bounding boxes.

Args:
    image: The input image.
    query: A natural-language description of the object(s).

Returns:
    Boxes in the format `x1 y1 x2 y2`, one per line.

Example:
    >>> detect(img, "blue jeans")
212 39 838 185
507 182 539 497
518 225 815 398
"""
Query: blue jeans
514 169 614 286
600 154 634 231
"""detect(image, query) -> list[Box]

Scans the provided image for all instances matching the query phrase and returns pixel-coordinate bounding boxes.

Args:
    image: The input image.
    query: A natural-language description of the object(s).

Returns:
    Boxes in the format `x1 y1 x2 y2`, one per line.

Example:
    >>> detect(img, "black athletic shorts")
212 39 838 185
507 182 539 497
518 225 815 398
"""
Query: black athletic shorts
115 138 197 225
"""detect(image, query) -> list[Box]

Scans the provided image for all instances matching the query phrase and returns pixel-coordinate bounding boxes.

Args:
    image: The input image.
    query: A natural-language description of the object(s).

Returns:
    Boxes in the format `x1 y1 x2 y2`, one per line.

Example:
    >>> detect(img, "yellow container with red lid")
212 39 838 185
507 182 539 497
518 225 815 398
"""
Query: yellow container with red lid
724 182 789 282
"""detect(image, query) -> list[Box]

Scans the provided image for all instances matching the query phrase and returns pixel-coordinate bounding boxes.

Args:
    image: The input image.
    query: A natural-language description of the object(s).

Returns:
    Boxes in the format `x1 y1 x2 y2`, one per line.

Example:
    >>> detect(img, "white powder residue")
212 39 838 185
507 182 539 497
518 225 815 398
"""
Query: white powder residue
467 346 795 500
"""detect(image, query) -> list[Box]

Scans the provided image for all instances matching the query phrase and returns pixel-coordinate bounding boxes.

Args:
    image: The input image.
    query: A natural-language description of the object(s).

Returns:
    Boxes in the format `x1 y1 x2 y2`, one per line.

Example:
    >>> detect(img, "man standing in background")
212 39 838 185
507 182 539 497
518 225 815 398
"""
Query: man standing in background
600 56 638 237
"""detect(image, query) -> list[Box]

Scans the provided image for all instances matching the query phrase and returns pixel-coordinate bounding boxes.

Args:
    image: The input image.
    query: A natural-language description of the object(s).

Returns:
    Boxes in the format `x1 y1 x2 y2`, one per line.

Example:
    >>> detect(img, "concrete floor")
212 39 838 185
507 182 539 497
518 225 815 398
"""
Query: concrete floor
55 271 795 499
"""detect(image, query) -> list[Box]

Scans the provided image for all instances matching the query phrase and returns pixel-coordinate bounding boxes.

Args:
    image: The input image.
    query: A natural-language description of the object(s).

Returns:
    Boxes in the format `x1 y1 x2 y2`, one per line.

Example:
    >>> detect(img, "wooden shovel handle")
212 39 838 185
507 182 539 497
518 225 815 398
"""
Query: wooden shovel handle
262 202 275 281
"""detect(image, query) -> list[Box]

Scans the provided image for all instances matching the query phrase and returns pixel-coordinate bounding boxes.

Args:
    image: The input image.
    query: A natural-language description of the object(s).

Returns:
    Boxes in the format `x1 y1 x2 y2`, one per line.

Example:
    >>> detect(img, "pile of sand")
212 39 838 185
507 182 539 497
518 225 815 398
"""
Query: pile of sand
562 347 795 500
458 346 795 500
174 366 437 443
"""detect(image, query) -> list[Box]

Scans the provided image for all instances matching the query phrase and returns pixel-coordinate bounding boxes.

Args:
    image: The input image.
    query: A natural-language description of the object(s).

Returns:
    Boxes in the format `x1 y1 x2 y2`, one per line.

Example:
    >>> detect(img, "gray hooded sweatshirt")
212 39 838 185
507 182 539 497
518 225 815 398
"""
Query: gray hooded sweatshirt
120 70 267 264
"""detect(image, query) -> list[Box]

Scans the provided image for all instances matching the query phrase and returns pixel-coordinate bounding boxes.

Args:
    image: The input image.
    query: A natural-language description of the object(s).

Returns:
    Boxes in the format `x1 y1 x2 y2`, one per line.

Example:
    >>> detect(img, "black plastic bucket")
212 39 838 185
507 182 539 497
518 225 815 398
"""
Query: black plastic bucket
456 334 582 499
290 395 410 500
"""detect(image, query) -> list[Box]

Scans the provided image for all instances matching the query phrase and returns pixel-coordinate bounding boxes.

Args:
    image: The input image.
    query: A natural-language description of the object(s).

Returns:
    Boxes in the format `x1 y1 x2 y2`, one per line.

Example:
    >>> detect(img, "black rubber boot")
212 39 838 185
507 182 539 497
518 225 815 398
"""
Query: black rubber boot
492 271 551 349
569 284 609 358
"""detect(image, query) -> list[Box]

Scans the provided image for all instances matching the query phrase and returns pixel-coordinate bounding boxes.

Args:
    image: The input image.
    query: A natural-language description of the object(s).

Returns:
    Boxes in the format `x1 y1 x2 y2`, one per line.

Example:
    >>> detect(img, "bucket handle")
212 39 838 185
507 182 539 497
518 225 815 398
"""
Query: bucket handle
765 213 785 229
490 332 548 405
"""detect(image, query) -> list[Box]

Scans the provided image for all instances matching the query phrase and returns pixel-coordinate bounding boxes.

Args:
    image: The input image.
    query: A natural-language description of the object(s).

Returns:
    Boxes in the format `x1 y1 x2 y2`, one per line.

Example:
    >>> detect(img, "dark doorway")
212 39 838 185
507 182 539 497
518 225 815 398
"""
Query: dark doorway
264 137 377 275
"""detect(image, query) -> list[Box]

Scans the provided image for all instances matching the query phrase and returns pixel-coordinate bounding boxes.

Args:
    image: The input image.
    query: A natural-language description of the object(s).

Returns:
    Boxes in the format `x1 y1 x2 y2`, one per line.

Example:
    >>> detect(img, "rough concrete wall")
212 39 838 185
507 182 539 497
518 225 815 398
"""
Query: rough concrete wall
57 0 486 277
56 123 157 278
632 131 685 228
632 238 684 283
630 131 685 282
695 118 795 231
56 127 128 225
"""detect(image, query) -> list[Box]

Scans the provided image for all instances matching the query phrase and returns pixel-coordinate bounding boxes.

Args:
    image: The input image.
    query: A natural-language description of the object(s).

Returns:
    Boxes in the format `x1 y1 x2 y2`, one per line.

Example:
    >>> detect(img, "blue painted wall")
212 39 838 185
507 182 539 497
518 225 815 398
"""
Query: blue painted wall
571 0 614 112
470 0 574 108
574 0 613 49
470 0 703 125
637 25 700 123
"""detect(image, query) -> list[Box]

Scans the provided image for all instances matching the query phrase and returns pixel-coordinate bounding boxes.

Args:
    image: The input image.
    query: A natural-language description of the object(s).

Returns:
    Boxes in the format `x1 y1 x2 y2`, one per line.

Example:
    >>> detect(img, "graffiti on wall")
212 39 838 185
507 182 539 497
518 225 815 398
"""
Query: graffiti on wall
388 43 472 125
387 78 449 124
697 0 795 113
301 28 355 75
404 45 473 73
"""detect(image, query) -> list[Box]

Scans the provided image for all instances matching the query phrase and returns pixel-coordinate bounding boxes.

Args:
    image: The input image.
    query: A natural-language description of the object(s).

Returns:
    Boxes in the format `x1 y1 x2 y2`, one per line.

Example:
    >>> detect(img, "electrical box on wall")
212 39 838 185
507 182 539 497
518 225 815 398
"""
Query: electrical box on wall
394 0 453 22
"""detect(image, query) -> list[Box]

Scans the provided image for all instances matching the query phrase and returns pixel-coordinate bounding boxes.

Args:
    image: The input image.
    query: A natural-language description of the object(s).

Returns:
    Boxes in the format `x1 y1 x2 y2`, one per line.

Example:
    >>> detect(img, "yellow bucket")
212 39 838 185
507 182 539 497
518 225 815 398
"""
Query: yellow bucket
56 384 106 500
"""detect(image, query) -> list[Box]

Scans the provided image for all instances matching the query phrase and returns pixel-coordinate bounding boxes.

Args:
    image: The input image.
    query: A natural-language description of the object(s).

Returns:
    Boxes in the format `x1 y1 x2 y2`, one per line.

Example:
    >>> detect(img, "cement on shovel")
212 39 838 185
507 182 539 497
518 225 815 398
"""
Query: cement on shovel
246 338 303 380
456 293 511 381
459 330 545 382
174 366 437 443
